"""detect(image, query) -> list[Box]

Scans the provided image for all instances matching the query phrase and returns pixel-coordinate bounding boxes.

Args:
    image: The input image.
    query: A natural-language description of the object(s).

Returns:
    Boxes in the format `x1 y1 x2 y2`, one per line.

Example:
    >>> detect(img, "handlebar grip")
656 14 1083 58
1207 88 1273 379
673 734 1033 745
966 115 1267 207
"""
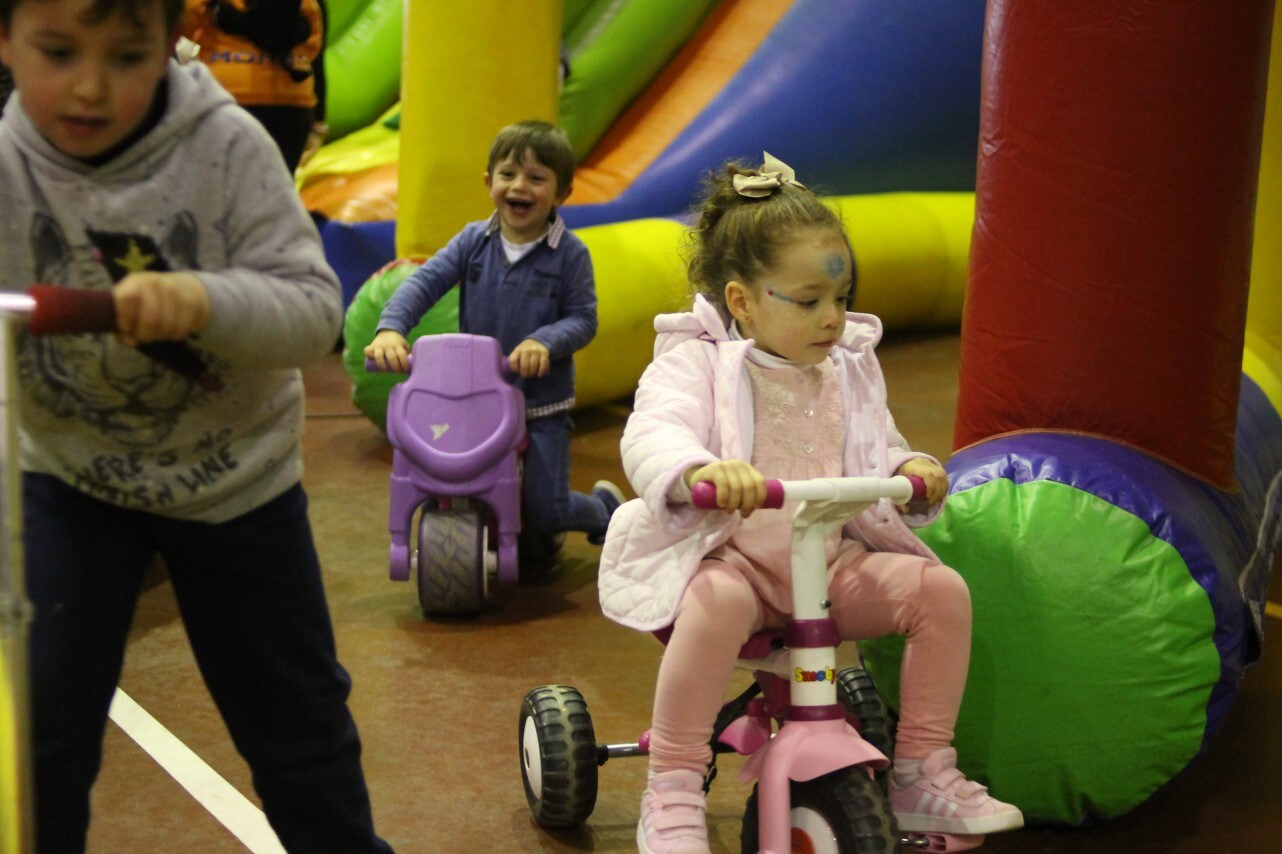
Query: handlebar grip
904 474 928 503
26 285 116 334
26 285 222 391
364 356 410 374
690 479 785 510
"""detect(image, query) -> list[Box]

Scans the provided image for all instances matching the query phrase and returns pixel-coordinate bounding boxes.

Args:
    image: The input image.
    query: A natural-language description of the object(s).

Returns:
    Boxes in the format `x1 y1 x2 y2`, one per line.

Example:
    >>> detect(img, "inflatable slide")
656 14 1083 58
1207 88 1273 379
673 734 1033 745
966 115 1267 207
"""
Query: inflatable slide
313 0 990 416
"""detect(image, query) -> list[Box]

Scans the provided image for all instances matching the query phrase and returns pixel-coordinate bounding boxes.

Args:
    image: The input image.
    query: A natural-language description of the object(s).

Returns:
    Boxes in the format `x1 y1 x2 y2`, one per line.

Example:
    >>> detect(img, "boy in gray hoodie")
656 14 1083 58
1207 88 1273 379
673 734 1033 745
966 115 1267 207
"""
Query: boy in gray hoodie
0 0 390 849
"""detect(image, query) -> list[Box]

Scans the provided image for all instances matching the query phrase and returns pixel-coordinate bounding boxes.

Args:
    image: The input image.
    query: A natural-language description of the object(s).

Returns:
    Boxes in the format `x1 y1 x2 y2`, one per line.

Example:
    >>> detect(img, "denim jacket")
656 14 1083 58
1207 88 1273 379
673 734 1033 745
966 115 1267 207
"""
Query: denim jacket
377 212 597 413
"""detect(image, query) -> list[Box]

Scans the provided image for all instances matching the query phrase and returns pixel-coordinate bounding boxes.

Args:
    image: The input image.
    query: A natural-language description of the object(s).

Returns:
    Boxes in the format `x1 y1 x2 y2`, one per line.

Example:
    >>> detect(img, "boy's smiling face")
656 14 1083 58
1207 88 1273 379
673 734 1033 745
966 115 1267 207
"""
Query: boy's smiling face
485 148 570 244
0 0 172 161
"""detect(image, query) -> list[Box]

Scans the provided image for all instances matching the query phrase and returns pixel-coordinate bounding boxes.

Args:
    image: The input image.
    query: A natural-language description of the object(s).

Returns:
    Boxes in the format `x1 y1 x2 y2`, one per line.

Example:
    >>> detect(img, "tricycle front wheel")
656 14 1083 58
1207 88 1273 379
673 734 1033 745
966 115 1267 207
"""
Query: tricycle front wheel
741 767 898 854
519 685 598 827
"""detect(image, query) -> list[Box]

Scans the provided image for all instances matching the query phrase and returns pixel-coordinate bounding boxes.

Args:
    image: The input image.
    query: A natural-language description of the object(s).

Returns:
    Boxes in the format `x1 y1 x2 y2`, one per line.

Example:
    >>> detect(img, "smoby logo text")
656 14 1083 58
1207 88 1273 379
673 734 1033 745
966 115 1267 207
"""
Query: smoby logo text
794 666 835 683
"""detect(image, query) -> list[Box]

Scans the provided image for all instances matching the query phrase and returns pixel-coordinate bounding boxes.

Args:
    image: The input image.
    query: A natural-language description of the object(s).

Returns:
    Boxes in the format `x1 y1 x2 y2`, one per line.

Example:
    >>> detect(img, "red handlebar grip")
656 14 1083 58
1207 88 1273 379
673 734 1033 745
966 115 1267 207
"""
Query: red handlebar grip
905 475 928 502
26 286 116 335
691 479 785 510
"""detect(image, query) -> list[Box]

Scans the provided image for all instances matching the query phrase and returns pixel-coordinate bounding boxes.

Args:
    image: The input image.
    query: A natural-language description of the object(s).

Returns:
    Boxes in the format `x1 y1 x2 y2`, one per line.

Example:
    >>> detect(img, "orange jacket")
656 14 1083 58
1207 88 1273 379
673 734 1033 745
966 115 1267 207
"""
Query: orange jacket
180 0 322 109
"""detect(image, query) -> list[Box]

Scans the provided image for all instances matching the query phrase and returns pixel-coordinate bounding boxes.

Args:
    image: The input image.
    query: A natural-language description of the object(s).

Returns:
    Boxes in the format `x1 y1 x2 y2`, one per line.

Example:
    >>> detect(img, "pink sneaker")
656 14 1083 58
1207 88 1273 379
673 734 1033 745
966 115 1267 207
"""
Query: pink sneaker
636 769 710 854
889 748 1024 835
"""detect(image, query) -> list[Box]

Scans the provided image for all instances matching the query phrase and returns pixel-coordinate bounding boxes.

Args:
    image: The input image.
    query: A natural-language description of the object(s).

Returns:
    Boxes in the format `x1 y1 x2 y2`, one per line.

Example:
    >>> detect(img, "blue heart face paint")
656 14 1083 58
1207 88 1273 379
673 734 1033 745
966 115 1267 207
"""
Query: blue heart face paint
824 252 846 281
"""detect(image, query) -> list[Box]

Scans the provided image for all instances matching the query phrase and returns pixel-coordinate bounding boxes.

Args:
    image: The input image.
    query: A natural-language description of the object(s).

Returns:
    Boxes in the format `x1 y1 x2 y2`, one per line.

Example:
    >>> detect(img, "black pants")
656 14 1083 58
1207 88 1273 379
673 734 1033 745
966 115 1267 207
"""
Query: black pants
23 474 392 853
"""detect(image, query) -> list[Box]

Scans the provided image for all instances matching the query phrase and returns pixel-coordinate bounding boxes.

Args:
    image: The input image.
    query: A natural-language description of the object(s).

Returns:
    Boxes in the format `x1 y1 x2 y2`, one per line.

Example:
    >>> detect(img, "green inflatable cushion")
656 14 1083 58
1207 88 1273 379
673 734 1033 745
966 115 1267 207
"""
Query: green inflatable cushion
341 259 459 431
860 478 1218 825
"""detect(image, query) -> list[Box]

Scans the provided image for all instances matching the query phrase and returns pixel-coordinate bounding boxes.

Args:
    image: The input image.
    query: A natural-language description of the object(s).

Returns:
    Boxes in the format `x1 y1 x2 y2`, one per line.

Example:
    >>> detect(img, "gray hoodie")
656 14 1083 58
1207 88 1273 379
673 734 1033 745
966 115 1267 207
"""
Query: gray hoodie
0 60 342 522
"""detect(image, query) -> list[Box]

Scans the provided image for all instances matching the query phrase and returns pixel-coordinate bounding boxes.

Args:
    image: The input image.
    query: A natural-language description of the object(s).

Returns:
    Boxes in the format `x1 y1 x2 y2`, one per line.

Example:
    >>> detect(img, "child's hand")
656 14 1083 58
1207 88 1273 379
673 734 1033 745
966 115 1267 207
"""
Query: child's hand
364 330 411 372
509 339 550 378
112 272 209 347
684 460 767 516
896 458 949 506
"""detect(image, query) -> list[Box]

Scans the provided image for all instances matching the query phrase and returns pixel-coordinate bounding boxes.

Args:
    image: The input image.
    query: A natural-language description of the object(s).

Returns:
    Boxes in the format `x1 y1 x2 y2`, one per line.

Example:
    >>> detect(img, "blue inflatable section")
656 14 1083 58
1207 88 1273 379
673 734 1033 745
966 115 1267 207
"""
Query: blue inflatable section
318 219 397 306
559 0 987 228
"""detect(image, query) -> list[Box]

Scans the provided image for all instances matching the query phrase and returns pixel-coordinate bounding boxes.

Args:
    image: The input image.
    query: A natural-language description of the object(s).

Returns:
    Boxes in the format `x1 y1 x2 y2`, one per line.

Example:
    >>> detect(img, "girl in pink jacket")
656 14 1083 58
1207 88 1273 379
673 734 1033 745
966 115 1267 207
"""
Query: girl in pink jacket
598 155 1023 853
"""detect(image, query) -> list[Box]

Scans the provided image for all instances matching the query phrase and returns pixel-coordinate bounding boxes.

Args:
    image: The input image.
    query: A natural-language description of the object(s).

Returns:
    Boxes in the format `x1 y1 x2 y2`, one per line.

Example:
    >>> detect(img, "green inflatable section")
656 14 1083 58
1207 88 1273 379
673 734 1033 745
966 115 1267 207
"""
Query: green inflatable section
319 0 716 152
323 0 403 140
342 260 458 431
555 0 718 159
860 479 1220 825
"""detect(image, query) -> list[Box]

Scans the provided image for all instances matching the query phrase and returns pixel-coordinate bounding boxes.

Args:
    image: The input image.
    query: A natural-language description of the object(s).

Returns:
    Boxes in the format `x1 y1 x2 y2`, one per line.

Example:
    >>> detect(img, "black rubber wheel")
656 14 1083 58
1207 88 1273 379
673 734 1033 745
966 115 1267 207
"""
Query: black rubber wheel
519 685 598 827
740 767 899 854
836 666 895 792
415 507 486 615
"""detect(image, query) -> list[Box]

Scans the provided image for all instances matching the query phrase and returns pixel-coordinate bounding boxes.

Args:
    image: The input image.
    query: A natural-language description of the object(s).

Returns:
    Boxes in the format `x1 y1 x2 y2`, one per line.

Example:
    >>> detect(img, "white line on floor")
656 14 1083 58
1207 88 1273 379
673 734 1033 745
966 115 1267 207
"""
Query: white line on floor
108 688 285 853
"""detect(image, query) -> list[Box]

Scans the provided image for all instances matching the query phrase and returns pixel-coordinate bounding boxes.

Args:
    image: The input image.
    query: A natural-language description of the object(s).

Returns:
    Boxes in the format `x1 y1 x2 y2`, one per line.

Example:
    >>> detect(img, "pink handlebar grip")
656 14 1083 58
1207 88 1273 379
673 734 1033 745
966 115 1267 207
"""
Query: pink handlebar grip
691 479 785 510
905 474 928 502
26 285 116 335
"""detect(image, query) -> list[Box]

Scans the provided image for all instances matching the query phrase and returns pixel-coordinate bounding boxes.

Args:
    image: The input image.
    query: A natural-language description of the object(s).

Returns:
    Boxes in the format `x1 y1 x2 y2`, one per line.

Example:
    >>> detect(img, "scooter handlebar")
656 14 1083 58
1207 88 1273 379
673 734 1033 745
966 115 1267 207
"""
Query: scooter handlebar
365 349 520 383
16 285 222 391
691 474 927 510
25 285 117 334
364 356 410 374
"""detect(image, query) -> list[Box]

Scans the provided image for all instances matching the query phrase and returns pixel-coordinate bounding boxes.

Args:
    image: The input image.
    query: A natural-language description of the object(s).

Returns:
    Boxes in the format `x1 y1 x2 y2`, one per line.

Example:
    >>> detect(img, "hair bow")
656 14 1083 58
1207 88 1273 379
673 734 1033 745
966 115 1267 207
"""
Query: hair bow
732 151 805 198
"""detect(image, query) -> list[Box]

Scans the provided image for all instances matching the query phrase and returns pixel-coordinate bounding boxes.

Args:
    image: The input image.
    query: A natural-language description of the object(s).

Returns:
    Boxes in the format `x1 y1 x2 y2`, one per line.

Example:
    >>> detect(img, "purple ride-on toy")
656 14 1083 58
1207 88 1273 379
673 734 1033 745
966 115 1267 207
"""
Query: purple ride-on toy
519 475 989 853
374 333 557 615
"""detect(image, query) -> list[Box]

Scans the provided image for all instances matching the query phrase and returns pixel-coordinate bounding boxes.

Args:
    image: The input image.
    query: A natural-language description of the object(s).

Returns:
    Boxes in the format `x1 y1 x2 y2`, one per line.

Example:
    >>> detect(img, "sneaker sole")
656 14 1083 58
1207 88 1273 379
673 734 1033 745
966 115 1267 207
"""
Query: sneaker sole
895 811 1025 835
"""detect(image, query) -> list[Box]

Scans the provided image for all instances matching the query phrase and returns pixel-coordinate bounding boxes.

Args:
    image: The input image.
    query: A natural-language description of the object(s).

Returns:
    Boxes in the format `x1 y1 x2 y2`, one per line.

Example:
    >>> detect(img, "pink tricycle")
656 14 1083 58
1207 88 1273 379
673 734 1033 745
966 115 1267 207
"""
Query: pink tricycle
519 474 985 853
370 333 558 616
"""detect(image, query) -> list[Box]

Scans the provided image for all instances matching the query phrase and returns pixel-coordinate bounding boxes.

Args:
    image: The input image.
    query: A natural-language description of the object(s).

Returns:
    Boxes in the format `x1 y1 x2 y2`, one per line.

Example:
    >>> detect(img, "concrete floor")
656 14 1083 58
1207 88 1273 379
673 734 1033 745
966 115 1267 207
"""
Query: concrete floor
81 333 1281 853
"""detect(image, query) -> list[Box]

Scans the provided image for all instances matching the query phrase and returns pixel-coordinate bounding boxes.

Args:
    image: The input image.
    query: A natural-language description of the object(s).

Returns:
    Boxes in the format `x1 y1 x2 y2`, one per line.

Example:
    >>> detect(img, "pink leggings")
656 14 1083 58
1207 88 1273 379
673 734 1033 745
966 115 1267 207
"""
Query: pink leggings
647 552 971 774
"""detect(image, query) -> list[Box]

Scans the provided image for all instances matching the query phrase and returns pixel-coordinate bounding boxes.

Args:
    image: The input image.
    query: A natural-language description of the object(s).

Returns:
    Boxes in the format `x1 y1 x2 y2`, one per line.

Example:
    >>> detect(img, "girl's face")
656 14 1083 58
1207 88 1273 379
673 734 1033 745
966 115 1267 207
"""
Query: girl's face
0 0 172 161
485 149 570 243
726 228 853 365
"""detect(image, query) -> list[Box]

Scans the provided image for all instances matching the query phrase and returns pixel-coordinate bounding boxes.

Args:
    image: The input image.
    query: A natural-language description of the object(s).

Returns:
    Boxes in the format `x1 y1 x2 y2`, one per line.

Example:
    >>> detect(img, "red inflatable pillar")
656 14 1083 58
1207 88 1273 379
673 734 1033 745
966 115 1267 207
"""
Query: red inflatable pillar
955 0 1274 490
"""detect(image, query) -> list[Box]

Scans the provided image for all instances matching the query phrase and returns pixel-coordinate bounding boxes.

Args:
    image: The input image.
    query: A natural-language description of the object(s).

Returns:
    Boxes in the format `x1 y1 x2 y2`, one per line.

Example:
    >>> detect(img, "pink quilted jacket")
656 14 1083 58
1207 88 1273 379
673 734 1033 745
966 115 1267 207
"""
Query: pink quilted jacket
598 295 943 631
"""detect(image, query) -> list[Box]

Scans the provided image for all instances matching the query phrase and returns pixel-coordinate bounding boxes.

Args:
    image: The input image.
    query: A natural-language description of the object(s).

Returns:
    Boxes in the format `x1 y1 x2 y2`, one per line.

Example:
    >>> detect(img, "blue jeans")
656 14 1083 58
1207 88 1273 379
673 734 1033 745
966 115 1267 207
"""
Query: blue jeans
22 474 392 853
522 412 609 539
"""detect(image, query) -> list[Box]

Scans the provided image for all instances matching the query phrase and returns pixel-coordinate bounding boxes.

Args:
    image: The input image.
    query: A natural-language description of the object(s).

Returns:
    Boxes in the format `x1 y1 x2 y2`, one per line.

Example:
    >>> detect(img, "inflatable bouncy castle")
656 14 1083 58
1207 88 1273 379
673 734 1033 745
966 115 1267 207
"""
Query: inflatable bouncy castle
315 0 989 423
860 0 1282 825
312 0 1281 826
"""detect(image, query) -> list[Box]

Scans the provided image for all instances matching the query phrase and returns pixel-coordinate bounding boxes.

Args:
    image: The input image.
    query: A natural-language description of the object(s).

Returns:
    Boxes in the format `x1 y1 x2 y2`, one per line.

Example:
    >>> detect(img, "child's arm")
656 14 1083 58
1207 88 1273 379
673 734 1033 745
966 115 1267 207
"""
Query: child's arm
884 410 949 518
366 226 477 367
622 342 721 521
189 115 341 368
374 230 474 340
